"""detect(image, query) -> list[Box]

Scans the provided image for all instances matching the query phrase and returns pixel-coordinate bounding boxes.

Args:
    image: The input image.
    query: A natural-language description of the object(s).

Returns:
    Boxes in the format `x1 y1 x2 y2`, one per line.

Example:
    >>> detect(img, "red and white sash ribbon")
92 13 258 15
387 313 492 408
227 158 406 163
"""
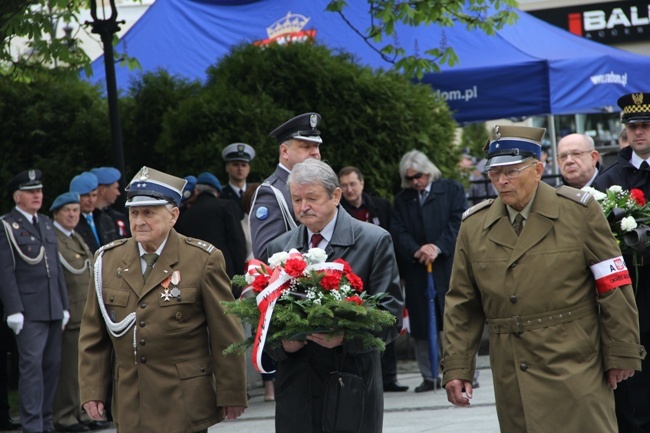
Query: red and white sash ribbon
590 256 631 294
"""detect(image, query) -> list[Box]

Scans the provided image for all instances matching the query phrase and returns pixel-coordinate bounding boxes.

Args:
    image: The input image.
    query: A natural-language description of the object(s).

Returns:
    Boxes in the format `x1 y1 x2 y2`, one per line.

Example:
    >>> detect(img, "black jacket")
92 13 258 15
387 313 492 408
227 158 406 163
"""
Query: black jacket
340 192 392 231
75 209 120 253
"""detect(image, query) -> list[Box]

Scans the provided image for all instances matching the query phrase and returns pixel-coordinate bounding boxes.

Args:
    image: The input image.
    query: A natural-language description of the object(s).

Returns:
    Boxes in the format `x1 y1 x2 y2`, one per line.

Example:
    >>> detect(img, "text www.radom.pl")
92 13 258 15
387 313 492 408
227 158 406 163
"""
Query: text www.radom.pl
435 85 478 102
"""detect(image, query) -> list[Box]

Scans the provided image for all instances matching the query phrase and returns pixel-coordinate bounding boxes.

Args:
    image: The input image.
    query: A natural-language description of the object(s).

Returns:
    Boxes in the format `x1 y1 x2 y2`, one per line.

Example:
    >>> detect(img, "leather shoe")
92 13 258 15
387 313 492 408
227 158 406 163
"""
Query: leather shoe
414 379 442 393
56 423 90 432
383 381 409 392
83 421 112 431
0 418 21 430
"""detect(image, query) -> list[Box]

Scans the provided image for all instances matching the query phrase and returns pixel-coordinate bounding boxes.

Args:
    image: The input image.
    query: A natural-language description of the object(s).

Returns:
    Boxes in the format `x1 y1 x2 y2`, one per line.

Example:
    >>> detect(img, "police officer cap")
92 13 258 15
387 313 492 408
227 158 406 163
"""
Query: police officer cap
221 142 256 163
90 167 121 185
196 172 222 193
181 175 197 202
69 172 99 195
269 112 322 144
8 169 43 192
484 125 546 170
618 92 650 124
125 166 187 208
50 191 80 212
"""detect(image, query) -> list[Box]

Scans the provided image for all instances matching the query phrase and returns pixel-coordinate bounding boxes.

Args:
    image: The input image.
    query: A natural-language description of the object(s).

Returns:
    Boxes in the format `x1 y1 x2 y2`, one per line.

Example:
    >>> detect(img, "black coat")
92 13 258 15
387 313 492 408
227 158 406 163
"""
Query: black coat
220 184 245 215
340 192 392 231
593 146 650 332
174 192 247 279
391 179 467 338
75 208 119 253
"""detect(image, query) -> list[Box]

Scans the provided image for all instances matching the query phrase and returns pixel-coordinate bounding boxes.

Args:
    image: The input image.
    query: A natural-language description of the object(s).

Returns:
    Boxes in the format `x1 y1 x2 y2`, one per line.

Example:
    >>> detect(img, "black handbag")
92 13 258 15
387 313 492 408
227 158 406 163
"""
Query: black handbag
322 371 366 433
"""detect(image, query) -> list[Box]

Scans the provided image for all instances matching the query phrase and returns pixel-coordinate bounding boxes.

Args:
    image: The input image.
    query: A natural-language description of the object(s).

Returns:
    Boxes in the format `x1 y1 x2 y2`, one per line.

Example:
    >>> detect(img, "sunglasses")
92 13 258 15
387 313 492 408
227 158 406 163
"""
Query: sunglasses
405 172 424 181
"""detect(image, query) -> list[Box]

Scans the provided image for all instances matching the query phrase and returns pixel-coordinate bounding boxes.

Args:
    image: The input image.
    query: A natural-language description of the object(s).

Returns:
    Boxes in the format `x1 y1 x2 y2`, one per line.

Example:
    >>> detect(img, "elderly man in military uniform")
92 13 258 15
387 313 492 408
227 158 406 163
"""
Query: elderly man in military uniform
442 125 646 433
0 169 70 433
250 112 322 263
594 92 650 432
220 142 255 213
78 166 247 433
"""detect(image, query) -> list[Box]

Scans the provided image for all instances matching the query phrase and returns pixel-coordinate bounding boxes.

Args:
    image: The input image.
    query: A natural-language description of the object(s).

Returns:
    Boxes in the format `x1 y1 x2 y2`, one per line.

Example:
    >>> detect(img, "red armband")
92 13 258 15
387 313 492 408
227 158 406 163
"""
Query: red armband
590 256 631 294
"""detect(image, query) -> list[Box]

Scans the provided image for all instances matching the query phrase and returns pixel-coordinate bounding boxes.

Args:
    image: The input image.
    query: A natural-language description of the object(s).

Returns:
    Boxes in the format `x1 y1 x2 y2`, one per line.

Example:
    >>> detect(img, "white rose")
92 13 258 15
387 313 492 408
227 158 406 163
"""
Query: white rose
268 251 290 267
305 248 327 264
608 185 623 194
582 186 607 202
244 273 255 284
620 216 638 232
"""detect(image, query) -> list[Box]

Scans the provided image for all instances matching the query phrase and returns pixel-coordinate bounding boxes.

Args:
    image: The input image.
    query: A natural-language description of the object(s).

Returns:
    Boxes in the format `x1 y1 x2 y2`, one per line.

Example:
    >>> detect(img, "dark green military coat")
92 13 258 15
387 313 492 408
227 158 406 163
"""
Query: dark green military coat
443 182 645 433
79 229 247 433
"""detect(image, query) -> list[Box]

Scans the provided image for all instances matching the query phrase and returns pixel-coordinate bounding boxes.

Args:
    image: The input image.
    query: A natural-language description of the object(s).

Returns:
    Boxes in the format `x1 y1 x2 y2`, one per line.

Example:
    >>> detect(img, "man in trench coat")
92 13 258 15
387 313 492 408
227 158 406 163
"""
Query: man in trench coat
266 158 403 433
78 166 247 433
442 125 646 433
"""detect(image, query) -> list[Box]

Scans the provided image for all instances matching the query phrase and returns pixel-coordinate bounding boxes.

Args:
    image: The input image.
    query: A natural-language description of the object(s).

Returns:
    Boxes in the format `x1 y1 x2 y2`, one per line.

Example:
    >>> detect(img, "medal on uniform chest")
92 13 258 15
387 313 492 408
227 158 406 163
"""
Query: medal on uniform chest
161 270 181 302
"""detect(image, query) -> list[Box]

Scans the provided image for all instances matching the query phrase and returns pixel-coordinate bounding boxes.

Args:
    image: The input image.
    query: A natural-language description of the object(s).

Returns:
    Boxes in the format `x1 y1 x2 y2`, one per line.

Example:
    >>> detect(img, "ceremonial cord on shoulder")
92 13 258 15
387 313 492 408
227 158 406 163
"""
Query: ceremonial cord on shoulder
1 219 45 267
59 253 90 275
94 249 136 339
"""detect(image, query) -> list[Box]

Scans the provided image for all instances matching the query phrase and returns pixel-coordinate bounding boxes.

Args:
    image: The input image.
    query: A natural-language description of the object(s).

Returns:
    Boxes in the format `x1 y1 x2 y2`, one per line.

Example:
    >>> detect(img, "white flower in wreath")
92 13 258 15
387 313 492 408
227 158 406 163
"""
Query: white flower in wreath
581 186 607 202
305 247 327 264
621 216 638 232
608 185 623 194
268 251 290 268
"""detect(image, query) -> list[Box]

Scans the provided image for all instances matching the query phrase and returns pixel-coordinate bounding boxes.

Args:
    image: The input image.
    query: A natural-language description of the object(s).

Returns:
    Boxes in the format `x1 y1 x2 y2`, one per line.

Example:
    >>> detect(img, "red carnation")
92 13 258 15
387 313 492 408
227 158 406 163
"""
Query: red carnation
252 274 270 292
284 258 307 277
345 295 363 305
320 271 342 291
630 188 646 206
334 258 353 275
346 272 364 292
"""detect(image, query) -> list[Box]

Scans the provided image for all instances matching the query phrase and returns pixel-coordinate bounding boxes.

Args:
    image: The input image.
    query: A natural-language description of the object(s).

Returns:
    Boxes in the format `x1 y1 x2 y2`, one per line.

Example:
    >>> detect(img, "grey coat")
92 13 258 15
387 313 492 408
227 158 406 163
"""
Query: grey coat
267 207 403 433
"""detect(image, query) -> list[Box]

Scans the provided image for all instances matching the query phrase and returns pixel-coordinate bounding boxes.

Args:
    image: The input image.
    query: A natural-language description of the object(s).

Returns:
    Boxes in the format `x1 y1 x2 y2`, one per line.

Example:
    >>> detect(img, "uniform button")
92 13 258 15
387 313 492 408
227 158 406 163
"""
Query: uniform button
520 363 528 371
110 296 115 302
510 296 518 304
511 263 517 268
140 303 147 309
200 367 205 373
139 321 146 327
140 339 146 346
176 312 182 321
140 357 147 364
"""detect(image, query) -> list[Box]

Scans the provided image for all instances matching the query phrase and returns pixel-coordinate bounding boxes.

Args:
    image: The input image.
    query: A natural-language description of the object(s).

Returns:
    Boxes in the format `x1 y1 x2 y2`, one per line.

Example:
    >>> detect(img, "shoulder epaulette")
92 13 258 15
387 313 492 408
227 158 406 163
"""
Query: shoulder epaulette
462 199 494 221
94 238 128 259
556 185 592 206
185 237 215 254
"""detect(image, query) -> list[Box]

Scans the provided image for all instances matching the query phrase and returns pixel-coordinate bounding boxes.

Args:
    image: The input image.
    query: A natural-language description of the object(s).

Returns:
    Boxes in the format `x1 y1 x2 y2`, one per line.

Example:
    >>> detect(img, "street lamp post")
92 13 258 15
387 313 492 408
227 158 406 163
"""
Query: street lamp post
87 0 126 183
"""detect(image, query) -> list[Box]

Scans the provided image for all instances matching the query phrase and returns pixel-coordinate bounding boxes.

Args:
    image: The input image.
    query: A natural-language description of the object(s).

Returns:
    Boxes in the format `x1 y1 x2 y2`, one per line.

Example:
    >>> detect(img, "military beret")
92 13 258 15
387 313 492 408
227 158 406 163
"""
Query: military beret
8 169 43 192
181 175 197 202
69 172 99 195
90 167 121 185
484 125 546 170
222 143 256 163
125 166 187 208
618 92 650 124
196 172 222 193
269 112 322 144
50 191 80 212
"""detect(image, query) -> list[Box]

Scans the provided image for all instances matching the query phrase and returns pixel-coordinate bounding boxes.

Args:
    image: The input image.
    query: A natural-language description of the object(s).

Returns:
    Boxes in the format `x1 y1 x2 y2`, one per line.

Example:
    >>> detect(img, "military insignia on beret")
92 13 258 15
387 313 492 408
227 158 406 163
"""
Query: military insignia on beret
633 93 644 105
256 206 269 220
310 114 318 128
139 167 149 181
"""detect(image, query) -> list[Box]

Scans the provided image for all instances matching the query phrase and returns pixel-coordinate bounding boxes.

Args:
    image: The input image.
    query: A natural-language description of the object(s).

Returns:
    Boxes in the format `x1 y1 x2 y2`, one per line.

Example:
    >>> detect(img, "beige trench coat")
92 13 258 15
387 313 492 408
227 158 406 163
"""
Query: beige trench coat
443 183 645 433
79 229 247 433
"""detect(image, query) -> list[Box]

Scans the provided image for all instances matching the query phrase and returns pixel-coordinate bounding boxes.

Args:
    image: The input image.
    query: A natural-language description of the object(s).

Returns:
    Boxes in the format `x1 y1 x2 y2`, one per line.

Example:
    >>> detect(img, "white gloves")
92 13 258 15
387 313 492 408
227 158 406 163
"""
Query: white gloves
7 312 24 335
62 310 70 330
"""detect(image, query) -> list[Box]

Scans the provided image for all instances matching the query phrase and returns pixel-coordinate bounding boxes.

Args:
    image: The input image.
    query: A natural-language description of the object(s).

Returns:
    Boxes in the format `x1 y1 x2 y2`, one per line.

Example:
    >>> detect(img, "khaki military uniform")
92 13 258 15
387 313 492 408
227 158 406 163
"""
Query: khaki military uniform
443 182 645 433
79 229 247 433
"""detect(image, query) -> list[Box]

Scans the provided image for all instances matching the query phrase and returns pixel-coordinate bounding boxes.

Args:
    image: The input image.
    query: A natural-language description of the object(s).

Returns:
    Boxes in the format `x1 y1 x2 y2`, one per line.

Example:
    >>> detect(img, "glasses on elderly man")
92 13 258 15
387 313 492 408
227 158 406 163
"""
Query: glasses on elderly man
405 172 424 181
557 150 591 162
487 162 537 180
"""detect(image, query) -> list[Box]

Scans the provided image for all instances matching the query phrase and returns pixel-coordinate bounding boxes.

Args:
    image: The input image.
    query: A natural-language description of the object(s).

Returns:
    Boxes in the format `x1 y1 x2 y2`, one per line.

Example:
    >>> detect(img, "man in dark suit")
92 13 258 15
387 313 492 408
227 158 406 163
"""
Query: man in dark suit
90 167 130 238
0 169 70 433
391 150 467 392
267 158 403 433
174 172 247 281
338 166 407 392
250 112 322 263
220 142 255 214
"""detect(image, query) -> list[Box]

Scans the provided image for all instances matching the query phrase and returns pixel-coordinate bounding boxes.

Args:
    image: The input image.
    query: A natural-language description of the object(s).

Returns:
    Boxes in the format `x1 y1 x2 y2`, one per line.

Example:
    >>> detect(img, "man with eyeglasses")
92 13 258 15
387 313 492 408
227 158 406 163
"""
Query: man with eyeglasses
442 125 644 433
556 133 601 189
391 150 467 393
594 92 650 432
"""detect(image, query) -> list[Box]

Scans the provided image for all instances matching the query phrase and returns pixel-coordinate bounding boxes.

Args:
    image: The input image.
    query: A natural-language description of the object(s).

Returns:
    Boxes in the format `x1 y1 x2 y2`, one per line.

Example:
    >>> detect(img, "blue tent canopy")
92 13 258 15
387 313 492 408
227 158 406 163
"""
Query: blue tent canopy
89 0 650 123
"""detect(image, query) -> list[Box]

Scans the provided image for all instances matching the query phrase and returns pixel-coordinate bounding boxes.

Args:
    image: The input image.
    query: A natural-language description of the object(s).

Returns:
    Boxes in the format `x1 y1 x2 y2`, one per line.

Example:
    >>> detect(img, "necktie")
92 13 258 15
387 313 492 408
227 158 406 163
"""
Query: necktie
32 215 38 226
513 213 525 236
640 161 649 170
142 253 159 282
85 214 101 246
239 189 244 198
311 233 324 249
419 190 428 205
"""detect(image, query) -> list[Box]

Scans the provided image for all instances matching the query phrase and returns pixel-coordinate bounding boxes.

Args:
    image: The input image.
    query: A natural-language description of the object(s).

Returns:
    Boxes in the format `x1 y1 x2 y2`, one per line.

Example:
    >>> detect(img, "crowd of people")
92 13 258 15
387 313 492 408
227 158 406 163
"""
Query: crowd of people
0 91 649 433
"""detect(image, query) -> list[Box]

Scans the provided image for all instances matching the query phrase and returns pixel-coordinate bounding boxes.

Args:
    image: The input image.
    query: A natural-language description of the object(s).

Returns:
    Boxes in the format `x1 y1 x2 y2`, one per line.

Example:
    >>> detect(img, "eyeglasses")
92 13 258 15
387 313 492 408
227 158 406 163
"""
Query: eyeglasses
486 162 537 180
405 172 424 181
557 150 591 162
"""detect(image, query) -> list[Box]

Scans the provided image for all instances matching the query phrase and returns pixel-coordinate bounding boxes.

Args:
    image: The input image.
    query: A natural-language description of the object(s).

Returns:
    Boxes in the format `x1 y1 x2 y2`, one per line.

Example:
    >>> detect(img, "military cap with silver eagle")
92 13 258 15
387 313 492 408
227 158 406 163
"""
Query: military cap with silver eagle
618 92 650 124
8 169 43 192
125 166 187 207
221 142 255 162
269 112 322 144
484 125 546 170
